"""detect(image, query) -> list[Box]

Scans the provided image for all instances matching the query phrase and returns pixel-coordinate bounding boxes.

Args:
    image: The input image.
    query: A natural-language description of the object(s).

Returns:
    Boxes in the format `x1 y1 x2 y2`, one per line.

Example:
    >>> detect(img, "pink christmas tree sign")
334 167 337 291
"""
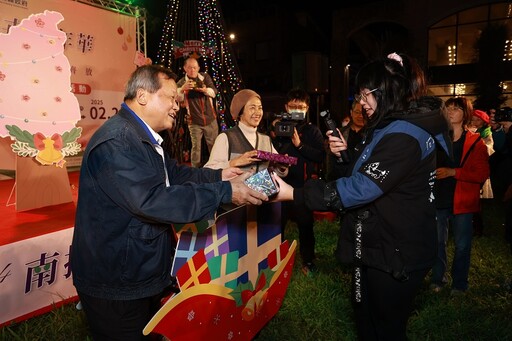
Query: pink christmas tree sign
0 10 82 167
0 10 81 211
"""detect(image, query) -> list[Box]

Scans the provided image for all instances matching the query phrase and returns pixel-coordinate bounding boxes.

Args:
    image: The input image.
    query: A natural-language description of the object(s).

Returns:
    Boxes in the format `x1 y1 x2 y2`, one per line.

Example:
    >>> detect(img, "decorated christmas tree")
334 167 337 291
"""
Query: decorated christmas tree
155 0 243 162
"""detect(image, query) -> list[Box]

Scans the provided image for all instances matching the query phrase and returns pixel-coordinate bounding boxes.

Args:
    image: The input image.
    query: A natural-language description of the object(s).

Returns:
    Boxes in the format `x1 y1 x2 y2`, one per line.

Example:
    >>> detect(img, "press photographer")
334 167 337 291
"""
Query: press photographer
271 88 325 277
488 108 512 256
495 106 512 122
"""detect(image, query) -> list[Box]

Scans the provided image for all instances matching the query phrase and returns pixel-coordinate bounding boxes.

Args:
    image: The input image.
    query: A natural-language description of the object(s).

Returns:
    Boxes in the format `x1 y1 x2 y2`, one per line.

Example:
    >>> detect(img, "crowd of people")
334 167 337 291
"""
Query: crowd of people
70 55 512 340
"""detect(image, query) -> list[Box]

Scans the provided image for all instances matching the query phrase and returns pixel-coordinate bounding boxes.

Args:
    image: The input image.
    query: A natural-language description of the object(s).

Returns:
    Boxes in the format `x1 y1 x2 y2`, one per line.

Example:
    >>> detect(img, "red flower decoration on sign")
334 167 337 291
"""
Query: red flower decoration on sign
22 43 31 50
35 18 45 28
0 71 5 81
22 95 30 101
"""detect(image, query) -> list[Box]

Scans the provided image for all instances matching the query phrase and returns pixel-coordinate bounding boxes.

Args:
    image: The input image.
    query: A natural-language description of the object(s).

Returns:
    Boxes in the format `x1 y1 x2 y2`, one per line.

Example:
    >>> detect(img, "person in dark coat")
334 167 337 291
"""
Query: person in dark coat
71 65 267 340
273 53 452 340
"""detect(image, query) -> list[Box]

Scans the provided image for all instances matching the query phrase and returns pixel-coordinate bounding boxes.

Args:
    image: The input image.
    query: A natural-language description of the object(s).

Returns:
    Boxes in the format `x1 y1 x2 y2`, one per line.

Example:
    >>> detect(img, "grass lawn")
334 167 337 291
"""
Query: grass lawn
1 199 511 341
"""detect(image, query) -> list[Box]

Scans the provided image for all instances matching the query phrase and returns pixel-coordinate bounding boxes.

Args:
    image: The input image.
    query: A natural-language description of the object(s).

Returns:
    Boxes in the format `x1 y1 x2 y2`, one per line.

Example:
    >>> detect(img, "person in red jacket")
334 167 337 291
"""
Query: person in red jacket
431 97 490 295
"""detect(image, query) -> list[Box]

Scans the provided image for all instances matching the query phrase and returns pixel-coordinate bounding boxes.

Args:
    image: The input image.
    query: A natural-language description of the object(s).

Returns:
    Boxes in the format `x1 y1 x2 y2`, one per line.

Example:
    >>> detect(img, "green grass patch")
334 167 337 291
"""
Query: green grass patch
2 199 511 340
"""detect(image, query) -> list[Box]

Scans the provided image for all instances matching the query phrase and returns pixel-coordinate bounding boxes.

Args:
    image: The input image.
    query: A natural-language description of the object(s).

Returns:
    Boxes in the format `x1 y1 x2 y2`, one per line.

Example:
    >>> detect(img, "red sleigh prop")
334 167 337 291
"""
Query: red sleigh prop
143 203 297 340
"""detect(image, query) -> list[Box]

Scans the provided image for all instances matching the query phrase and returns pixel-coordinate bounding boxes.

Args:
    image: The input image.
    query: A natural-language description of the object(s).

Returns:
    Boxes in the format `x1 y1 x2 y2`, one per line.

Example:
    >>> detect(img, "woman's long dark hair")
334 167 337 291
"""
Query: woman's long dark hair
354 53 427 130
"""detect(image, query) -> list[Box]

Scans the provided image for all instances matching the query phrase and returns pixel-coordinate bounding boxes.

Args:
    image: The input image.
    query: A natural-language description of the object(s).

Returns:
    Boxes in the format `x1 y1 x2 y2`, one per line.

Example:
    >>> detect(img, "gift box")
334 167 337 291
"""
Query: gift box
244 168 279 197
256 150 298 165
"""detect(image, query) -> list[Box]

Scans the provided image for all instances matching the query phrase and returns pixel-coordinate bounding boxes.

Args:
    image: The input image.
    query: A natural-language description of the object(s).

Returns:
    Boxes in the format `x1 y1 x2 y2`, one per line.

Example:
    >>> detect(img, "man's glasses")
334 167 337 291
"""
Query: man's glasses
355 88 378 102
287 104 308 111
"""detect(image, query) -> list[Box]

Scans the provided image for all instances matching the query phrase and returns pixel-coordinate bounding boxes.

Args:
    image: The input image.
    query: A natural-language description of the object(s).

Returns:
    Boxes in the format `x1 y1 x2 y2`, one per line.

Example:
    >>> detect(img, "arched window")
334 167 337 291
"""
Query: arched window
428 2 512 105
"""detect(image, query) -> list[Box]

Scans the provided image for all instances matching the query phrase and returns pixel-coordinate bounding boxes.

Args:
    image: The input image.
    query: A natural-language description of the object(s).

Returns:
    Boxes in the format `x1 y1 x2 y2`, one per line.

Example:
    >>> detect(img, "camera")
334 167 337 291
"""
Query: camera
495 107 512 122
190 79 203 89
273 112 306 137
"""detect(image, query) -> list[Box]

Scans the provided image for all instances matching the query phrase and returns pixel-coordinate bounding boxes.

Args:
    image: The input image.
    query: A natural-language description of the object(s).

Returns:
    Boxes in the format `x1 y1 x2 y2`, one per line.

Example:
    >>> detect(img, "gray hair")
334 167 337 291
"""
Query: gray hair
124 65 177 101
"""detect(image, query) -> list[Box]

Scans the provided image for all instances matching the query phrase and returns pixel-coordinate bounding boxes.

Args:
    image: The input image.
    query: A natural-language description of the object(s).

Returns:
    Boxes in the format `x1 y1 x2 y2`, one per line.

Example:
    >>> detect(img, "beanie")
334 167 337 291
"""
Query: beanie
473 109 489 124
230 89 260 120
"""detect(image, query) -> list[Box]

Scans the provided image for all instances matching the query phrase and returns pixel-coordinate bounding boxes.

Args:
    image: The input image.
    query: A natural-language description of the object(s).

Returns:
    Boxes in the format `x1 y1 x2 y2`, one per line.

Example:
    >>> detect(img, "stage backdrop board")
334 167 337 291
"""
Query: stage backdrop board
0 0 138 327
0 227 77 327
0 0 138 170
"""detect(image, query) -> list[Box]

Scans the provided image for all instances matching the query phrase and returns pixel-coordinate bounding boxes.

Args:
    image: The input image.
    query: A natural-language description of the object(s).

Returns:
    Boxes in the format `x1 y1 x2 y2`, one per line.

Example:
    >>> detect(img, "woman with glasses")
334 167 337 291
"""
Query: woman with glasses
273 53 452 340
204 89 287 177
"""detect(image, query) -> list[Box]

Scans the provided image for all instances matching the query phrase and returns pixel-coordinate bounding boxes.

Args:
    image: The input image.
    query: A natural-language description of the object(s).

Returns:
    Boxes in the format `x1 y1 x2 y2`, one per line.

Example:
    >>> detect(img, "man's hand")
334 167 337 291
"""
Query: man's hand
292 128 301 148
196 85 208 94
182 80 195 91
490 110 512 133
229 172 268 206
222 167 244 181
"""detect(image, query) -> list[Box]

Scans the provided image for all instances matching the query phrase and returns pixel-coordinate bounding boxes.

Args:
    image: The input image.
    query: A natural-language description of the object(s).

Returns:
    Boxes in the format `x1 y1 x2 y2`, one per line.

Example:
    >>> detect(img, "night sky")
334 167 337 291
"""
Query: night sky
142 0 356 62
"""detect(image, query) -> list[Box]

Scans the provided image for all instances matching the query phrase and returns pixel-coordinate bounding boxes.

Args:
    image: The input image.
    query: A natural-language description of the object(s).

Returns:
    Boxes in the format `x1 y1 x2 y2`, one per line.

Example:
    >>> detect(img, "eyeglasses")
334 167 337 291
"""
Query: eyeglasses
287 104 308 111
355 88 378 102
446 106 463 112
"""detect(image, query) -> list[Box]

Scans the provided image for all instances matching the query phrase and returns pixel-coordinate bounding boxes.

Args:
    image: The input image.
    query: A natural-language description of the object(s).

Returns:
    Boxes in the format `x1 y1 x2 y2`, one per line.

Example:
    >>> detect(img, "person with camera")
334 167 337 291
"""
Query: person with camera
177 57 219 167
271 88 325 277
489 108 512 255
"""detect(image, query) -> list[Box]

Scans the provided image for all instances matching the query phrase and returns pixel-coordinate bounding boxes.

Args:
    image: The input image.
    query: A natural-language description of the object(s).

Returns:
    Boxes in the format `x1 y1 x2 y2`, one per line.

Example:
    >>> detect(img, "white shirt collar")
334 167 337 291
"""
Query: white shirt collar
140 120 163 145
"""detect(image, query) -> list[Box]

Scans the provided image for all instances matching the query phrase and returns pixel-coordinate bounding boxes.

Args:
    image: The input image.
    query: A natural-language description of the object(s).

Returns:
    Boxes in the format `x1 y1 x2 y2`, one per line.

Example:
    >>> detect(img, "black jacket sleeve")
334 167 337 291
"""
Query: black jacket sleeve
294 179 343 212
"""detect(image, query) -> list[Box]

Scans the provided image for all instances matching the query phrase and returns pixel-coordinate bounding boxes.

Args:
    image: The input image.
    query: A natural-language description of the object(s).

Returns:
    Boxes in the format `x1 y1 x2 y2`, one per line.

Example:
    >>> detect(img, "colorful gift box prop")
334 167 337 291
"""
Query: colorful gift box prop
144 203 297 340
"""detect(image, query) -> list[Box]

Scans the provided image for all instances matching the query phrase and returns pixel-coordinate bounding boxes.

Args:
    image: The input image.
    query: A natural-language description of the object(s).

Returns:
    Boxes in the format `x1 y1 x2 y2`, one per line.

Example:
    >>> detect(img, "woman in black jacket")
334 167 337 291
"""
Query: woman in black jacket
274 53 452 341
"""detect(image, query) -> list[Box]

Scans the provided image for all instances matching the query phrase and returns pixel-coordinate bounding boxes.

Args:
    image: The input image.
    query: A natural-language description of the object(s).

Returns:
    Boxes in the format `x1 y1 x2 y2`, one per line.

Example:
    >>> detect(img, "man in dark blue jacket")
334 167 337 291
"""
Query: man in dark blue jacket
70 65 267 340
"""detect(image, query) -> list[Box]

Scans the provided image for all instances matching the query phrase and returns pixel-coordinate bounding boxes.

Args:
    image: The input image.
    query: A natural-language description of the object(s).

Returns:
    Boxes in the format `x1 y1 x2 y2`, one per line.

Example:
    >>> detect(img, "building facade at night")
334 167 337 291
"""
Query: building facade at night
330 0 512 120
223 0 512 123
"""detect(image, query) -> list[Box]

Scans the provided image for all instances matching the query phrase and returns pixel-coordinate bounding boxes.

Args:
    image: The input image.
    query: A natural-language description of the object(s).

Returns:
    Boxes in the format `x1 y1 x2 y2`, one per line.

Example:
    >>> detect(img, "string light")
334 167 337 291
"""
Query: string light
448 44 456 65
154 0 244 159
503 40 512 61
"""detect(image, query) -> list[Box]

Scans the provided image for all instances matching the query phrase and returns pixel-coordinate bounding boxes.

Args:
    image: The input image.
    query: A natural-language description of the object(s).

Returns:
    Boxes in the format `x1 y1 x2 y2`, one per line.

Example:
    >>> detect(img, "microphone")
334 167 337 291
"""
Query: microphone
320 110 350 163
